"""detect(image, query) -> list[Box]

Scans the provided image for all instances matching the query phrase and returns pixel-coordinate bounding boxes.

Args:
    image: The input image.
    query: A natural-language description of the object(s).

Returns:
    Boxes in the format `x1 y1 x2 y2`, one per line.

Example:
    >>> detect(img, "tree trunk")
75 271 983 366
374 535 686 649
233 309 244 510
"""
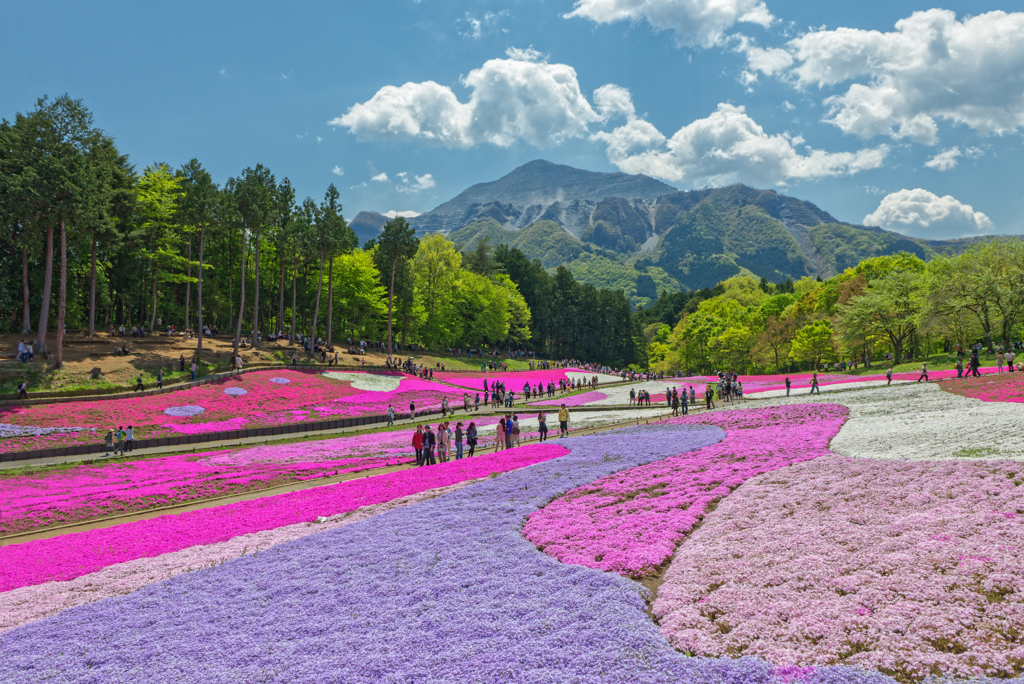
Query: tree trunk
88 231 97 336
251 228 261 348
387 259 396 354
150 272 157 332
326 258 333 347
290 267 297 345
277 258 285 336
55 219 67 369
21 246 30 334
184 237 192 332
234 232 247 353
309 246 325 354
196 225 205 360
35 225 54 353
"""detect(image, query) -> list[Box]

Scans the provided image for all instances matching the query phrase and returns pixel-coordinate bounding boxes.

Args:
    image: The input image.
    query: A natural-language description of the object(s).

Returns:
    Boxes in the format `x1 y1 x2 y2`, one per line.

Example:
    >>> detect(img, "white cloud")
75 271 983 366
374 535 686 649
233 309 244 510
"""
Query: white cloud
371 172 389 182
564 0 774 48
219 68 227 77
331 165 344 177
924 147 961 172
592 99 889 187
316 136 323 144
331 47 600 148
864 188 993 239
460 10 508 39
736 36 794 85
593 84 636 121
396 174 436 194
781 100 796 112
784 10 1024 143
384 210 422 219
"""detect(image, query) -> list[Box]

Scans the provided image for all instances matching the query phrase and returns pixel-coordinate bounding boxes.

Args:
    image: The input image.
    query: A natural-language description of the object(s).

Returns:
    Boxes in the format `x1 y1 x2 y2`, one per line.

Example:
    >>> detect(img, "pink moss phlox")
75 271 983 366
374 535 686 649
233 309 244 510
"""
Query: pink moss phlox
0 442 569 592
522 404 848 578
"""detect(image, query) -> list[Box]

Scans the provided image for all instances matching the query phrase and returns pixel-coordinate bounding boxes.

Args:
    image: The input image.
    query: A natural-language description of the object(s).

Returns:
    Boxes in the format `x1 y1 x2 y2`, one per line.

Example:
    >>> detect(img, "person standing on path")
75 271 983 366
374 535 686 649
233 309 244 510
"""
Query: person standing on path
1008 350 1017 372
104 429 114 456
438 422 450 463
558 404 570 438
785 377 791 396
466 422 478 457
125 425 135 453
917 363 929 383
179 355 185 372
135 374 145 392
115 426 125 455
454 422 464 460
409 401 416 419
681 389 688 415
997 351 1005 373
412 425 424 466
423 425 437 466
671 390 679 416
511 414 520 448
810 374 820 394
156 370 163 389
705 386 715 410
689 386 696 405
538 412 548 441
387 405 395 427
496 417 506 451
190 360 197 381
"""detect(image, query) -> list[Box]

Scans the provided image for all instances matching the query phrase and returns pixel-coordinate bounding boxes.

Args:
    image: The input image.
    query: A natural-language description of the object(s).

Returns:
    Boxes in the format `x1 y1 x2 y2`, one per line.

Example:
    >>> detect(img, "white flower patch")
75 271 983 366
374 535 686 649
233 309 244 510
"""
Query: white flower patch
737 382 1024 461
163 405 206 418
0 424 96 438
269 377 291 385
746 379 912 398
566 371 626 385
223 387 248 396
322 372 402 393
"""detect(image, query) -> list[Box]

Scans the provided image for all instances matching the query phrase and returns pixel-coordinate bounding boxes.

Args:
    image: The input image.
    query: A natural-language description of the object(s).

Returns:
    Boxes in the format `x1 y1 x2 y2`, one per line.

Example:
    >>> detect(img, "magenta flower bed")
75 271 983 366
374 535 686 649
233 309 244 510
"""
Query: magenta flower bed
941 371 1024 404
0 427 440 534
0 442 569 592
523 404 848 578
654 455 1024 680
434 367 600 391
0 371 470 453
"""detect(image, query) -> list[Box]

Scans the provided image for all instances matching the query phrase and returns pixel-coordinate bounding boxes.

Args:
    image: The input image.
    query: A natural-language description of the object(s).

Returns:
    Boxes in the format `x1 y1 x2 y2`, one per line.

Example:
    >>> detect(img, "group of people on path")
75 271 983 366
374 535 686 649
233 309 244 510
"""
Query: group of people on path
103 425 135 456
411 421 477 465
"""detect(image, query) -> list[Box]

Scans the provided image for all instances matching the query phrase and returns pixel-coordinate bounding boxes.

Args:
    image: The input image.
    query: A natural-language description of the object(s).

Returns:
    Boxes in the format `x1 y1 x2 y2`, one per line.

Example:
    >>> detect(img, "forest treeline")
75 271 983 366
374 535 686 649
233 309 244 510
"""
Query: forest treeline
0 96 645 367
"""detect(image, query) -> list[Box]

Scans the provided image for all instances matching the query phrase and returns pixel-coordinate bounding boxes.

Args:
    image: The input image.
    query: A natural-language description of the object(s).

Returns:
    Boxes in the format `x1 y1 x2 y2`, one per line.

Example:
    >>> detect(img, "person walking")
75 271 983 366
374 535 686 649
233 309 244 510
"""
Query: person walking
104 428 115 456
689 386 696 405
454 422 464 460
190 359 197 381
412 425 424 466
125 425 135 453
17 380 28 400
705 386 715 410
558 404 570 438
1008 350 1017 373
474 393 480 411
681 389 688 415
917 363 929 383
538 412 548 442
466 422 478 457
115 426 125 456
785 377 791 396
409 401 416 419
387 404 395 427
810 373 820 394
135 374 145 392
156 370 163 389
886 367 893 385
671 390 679 416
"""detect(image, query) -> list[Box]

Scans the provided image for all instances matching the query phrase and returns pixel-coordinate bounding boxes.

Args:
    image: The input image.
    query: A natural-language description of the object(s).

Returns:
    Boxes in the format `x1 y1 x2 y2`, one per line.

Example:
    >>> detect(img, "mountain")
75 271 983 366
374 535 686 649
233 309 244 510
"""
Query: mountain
368 160 1001 308
350 211 388 246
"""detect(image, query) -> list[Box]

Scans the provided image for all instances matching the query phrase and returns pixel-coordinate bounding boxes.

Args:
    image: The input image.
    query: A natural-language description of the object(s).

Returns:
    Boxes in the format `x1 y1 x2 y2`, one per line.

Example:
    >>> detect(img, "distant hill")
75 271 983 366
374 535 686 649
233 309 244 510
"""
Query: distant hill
364 160 1006 308
350 211 388 247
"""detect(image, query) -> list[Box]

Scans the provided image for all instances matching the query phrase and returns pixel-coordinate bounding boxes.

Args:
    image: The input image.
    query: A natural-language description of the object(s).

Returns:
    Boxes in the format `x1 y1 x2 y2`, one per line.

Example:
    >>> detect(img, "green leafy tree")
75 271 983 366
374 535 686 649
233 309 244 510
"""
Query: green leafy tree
369 217 418 354
177 159 218 360
789 319 836 369
836 270 922 363
136 163 186 334
232 163 276 348
413 233 463 346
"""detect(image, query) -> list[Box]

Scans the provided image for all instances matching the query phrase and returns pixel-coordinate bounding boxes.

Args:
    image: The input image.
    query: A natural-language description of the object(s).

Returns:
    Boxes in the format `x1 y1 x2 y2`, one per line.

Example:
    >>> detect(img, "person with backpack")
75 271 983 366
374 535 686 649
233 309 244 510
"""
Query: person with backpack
115 426 126 455
466 422 478 457
135 374 145 392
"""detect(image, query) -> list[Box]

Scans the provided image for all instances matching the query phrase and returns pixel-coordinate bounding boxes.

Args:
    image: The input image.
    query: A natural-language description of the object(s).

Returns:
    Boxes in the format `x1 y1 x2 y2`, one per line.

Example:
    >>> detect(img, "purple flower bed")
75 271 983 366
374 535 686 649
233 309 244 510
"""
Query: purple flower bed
0 422 904 684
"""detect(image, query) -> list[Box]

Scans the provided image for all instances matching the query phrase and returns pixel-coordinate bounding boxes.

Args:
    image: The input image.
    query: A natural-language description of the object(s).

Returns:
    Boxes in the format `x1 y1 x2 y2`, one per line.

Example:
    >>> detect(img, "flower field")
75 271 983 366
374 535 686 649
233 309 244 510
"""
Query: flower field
4 368 1024 682
941 370 1024 404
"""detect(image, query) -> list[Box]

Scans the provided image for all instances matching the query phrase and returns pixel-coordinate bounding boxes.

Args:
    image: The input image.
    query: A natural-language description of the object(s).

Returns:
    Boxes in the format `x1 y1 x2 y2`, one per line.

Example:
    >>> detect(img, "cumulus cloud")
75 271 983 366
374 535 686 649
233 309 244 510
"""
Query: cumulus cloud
396 174 436 194
565 0 774 48
592 99 889 187
783 9 1024 143
863 188 993 239
924 148 961 172
331 165 344 177
371 172 389 182
331 48 599 149
384 210 422 219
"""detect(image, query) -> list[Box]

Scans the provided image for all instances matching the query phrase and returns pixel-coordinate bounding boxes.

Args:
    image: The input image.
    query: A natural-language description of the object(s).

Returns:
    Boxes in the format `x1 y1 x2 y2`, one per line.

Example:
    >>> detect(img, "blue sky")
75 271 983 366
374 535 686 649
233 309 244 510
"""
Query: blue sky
3 0 1022 238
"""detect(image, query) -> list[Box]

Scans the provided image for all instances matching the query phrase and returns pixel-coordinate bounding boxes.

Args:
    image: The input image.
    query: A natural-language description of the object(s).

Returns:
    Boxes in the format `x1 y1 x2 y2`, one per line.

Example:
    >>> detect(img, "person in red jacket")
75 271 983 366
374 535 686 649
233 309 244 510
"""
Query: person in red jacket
412 425 424 466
